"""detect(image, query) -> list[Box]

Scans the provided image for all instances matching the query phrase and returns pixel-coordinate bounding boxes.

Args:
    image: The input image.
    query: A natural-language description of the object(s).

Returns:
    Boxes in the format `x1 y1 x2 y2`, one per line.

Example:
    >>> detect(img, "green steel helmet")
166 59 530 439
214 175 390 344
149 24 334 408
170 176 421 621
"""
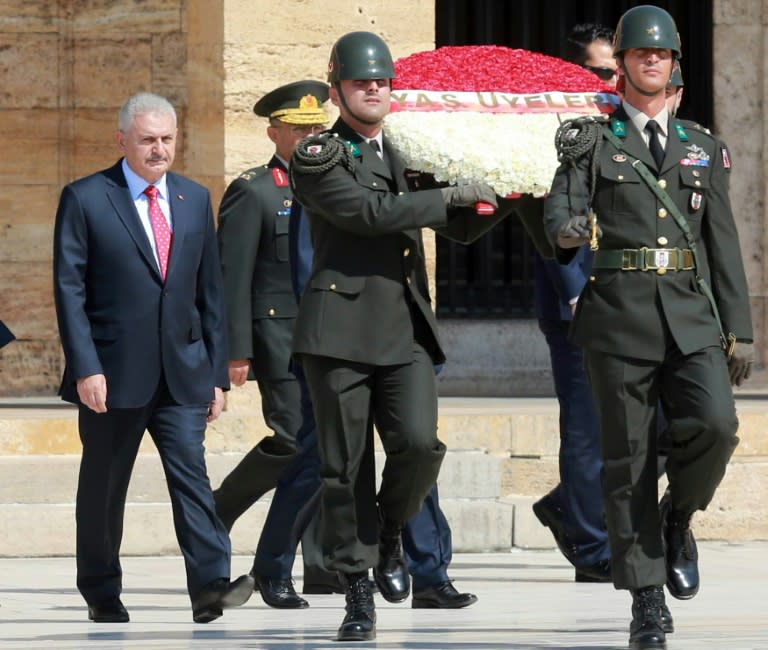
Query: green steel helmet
613 5 682 59
327 31 396 83
668 61 684 87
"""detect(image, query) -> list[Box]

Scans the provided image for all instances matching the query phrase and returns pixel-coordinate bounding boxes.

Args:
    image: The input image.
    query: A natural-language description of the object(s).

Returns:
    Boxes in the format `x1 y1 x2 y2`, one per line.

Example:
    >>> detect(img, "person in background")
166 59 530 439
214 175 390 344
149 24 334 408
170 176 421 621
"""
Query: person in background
530 22 617 584
214 80 330 609
53 92 253 624
544 6 753 648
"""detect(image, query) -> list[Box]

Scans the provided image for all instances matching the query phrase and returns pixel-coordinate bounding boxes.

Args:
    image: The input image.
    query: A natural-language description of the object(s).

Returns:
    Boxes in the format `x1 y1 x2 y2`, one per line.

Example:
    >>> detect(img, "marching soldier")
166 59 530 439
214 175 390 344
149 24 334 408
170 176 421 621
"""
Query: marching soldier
543 6 753 649
289 31 501 641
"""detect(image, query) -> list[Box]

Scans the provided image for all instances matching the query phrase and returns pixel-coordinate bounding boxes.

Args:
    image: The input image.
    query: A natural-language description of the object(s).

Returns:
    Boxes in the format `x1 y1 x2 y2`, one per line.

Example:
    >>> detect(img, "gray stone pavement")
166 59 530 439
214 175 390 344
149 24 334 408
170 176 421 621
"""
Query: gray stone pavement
0 543 766 649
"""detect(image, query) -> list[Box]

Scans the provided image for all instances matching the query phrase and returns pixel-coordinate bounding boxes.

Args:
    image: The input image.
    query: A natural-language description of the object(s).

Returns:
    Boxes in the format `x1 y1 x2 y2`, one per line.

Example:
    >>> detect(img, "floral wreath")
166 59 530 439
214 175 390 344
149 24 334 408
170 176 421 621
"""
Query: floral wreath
385 45 618 198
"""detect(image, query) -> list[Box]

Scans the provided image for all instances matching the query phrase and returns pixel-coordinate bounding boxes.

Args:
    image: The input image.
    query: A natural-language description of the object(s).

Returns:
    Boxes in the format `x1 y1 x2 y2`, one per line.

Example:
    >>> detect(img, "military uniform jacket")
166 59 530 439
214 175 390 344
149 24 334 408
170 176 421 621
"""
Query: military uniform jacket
290 118 506 367
218 156 296 380
543 107 752 361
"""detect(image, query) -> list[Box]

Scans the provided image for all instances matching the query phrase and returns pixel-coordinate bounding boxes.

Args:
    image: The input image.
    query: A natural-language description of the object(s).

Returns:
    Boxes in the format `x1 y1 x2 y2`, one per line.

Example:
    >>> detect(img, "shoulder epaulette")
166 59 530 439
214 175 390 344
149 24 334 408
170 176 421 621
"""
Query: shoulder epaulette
677 119 713 137
237 165 271 182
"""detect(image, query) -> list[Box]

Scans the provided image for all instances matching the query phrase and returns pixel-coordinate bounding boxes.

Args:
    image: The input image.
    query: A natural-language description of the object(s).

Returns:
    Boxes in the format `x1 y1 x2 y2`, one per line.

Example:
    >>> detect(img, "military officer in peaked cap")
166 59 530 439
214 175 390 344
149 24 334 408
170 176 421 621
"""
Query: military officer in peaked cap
213 80 329 609
544 6 753 649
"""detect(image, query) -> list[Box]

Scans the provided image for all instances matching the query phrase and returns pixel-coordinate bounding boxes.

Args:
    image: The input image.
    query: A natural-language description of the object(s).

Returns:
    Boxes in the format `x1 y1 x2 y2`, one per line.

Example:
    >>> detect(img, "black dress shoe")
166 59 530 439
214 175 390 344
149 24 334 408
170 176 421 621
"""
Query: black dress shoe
574 559 612 583
253 573 309 609
629 586 667 649
412 581 478 609
373 513 410 603
337 572 376 642
532 492 576 562
192 574 254 623
87 598 129 622
660 494 699 600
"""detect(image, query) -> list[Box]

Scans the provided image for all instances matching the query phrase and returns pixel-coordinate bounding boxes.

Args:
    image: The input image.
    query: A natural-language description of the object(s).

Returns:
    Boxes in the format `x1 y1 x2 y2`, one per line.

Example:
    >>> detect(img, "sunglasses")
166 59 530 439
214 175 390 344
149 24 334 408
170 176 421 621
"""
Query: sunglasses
583 64 617 81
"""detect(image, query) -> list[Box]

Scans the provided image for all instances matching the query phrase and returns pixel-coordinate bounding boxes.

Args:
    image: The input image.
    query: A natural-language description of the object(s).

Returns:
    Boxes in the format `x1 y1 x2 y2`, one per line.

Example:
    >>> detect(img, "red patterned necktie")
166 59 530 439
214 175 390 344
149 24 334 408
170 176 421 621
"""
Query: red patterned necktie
143 185 172 279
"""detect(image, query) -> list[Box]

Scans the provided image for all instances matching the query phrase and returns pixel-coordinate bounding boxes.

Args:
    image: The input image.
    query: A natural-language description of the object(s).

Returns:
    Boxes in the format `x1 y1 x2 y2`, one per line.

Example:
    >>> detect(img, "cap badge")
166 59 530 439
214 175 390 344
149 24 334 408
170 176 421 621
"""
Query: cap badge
299 94 319 109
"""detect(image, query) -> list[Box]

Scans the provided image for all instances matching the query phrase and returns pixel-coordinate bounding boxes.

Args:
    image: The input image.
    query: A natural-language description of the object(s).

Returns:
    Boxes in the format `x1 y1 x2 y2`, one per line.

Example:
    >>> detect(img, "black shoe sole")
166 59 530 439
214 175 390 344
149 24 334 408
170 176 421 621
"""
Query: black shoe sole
336 630 376 642
193 607 223 624
412 594 478 609
665 579 698 601
629 641 666 650
88 613 130 623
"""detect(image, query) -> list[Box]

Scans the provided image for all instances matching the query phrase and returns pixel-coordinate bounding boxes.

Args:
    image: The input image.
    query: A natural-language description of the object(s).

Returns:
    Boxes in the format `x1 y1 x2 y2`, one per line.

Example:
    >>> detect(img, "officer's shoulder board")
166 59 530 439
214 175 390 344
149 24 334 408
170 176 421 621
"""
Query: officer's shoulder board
237 165 271 183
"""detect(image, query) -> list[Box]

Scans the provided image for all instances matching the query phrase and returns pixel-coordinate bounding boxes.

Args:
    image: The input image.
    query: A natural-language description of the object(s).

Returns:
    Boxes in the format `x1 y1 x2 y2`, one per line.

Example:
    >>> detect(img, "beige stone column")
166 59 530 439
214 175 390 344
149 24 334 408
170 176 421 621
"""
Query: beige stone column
713 1 766 363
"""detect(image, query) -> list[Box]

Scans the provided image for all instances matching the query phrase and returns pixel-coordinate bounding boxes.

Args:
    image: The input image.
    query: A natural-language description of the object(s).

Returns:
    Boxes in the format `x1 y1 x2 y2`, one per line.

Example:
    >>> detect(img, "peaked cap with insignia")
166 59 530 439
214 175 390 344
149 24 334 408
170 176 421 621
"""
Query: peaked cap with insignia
253 80 330 125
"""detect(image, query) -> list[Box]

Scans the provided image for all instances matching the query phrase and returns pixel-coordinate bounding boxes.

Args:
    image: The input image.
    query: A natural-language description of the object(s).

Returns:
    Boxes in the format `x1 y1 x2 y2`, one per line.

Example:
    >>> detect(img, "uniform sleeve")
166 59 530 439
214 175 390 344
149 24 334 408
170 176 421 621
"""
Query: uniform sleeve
217 177 263 360
700 139 753 341
543 157 591 264
291 160 448 237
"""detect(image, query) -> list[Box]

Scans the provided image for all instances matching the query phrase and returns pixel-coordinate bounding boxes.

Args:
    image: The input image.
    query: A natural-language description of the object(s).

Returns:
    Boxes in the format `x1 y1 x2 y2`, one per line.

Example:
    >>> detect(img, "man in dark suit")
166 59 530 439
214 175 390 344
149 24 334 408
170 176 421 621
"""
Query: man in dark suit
290 31 500 641
53 92 253 624
214 80 330 609
544 7 753 649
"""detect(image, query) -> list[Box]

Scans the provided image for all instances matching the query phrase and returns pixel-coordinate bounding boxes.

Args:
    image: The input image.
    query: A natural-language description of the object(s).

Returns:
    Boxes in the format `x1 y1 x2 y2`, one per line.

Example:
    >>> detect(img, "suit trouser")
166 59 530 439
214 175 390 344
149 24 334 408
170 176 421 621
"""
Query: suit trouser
214 377 301 528
76 380 231 605
301 344 446 573
583 344 739 590
538 317 610 568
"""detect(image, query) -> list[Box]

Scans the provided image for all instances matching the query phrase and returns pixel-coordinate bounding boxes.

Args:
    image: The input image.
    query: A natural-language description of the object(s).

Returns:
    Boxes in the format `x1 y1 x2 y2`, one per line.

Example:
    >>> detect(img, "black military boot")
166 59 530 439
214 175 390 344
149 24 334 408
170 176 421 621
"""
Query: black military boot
629 585 667 649
373 512 410 603
337 572 376 642
660 493 699 600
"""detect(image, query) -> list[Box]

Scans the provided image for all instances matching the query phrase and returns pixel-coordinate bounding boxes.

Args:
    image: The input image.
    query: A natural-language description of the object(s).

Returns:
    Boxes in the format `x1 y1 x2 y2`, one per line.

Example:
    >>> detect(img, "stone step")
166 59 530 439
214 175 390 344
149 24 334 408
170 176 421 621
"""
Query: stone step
0 393 765 556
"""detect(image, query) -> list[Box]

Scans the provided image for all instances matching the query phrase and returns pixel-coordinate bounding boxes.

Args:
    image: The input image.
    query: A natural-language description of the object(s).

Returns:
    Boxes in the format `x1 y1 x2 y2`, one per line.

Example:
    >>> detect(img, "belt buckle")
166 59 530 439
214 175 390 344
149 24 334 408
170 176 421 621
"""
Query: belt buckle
648 248 672 270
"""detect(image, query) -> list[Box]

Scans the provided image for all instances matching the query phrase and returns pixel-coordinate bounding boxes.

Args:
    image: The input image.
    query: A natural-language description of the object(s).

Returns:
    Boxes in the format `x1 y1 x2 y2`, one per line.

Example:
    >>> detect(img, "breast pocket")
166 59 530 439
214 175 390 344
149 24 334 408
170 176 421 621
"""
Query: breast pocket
309 270 366 299
597 157 644 216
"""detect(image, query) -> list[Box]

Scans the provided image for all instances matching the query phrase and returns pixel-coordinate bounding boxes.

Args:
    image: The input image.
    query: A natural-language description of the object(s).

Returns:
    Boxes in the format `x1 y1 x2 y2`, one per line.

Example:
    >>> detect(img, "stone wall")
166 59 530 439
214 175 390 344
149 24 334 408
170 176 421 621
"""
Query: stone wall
0 0 765 397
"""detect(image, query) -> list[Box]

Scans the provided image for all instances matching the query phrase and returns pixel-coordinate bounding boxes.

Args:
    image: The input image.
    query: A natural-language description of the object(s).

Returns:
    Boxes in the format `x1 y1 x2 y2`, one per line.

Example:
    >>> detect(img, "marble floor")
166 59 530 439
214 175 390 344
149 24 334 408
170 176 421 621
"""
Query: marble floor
0 543 766 649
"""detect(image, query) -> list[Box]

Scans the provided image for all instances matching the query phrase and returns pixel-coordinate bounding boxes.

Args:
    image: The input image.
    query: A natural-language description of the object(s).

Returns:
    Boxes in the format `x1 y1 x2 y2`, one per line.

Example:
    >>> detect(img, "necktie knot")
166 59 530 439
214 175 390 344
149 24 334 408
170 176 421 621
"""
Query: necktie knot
144 185 159 200
368 139 382 158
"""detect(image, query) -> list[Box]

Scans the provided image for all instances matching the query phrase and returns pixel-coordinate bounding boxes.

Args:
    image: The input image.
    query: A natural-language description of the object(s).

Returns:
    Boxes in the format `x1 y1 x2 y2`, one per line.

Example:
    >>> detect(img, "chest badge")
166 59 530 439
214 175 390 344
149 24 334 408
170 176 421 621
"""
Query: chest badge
612 154 627 163
690 192 702 211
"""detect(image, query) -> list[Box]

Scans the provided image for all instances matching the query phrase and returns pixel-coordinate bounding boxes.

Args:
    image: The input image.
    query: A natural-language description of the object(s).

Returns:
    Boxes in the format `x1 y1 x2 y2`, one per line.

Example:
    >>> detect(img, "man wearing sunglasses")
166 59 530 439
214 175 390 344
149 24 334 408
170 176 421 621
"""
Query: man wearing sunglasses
565 23 618 89
214 80 330 608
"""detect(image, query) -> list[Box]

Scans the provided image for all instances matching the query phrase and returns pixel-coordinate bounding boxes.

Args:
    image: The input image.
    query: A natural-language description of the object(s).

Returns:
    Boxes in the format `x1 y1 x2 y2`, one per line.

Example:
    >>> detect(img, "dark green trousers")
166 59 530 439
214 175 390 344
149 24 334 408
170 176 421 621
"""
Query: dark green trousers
214 378 301 529
301 343 446 574
584 344 739 590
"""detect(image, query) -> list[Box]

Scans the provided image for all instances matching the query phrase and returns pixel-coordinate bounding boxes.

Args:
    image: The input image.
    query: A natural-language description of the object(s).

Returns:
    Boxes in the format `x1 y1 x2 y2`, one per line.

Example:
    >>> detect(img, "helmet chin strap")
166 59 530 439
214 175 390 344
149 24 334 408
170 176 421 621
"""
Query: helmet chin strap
621 64 671 99
335 82 383 126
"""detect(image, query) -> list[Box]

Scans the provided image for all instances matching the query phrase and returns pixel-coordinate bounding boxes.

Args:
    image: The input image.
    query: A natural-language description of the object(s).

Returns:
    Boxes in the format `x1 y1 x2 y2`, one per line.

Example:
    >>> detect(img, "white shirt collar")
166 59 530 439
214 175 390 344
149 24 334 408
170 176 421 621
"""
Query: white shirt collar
622 101 670 137
121 158 169 201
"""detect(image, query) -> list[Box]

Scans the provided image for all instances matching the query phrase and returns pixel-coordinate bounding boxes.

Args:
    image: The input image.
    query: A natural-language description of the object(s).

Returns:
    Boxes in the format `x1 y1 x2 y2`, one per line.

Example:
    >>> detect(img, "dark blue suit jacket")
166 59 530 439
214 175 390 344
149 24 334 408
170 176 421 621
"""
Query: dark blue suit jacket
53 160 229 408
